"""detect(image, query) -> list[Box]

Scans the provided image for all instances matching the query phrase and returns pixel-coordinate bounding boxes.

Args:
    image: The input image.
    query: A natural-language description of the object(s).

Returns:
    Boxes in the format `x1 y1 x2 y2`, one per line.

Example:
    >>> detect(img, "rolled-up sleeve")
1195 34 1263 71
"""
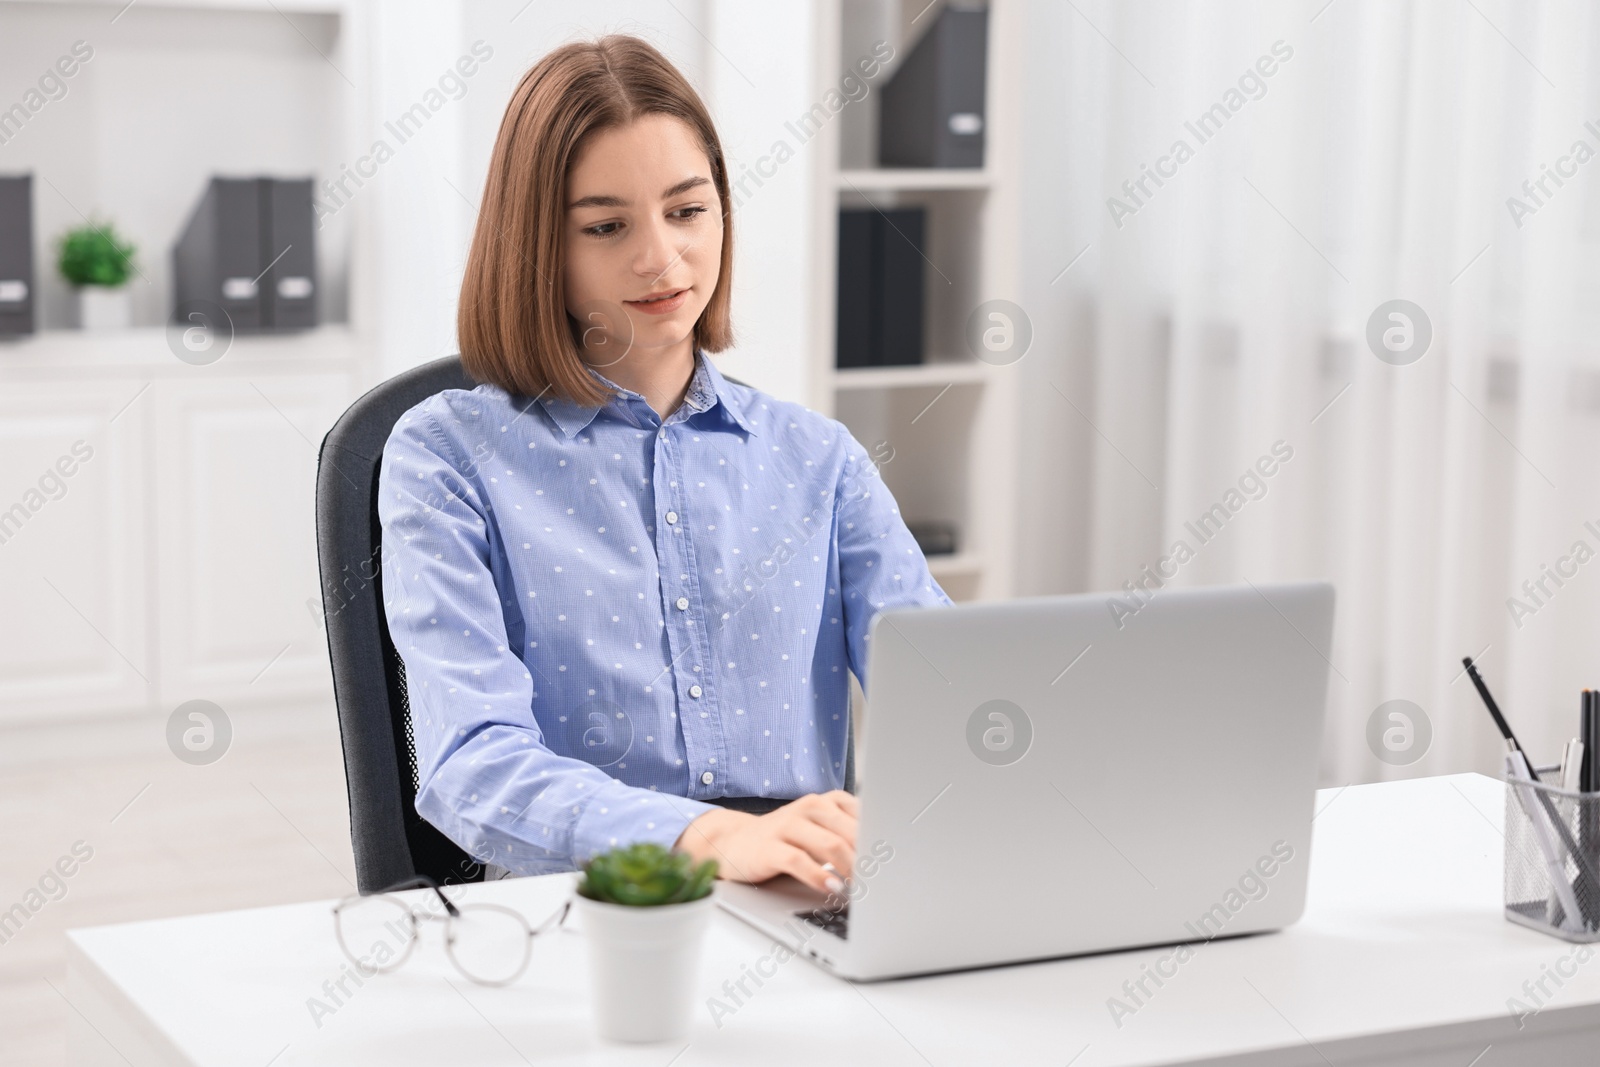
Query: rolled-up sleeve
831 422 955 697
377 404 715 875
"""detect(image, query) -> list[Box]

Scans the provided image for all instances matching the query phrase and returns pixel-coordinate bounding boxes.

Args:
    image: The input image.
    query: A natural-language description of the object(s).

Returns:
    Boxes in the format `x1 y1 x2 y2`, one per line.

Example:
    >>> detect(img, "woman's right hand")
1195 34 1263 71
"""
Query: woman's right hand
673 790 859 895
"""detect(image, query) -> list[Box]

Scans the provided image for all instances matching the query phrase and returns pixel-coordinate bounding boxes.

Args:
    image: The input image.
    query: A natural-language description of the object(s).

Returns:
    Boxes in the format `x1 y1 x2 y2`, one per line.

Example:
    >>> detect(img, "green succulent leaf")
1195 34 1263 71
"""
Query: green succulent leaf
57 220 137 288
577 842 718 906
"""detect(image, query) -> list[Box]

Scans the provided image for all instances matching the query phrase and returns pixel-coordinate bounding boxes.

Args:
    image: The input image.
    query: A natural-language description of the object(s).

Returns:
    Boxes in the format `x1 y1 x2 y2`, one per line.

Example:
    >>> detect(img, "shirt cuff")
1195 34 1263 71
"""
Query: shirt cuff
569 781 719 867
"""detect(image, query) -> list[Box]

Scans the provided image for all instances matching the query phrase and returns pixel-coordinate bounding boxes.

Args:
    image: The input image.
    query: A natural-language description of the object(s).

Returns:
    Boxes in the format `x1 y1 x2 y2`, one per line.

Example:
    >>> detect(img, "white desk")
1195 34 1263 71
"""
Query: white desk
66 773 1600 1065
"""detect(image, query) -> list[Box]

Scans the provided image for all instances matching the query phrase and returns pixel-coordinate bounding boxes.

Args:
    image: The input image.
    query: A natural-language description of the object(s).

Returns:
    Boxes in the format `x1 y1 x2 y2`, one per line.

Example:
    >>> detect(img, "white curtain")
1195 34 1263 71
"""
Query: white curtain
1016 0 1600 787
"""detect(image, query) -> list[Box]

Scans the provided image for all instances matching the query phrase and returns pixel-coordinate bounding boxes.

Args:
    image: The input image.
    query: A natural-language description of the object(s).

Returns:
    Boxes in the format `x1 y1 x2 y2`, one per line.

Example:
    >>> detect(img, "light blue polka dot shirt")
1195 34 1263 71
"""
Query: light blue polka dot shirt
377 349 953 875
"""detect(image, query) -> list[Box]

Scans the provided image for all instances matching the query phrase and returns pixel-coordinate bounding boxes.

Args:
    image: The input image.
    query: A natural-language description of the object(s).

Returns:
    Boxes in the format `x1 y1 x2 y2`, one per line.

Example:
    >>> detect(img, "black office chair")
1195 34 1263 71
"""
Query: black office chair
315 354 854 893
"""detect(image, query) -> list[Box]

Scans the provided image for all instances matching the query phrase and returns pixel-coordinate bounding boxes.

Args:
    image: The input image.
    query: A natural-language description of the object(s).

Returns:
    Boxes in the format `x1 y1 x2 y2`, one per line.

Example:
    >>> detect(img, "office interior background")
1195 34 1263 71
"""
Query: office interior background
2 0 1598 1057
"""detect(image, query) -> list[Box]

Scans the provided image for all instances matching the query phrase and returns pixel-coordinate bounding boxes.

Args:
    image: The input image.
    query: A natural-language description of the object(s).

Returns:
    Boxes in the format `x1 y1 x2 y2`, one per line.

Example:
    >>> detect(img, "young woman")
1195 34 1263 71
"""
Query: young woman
378 35 952 897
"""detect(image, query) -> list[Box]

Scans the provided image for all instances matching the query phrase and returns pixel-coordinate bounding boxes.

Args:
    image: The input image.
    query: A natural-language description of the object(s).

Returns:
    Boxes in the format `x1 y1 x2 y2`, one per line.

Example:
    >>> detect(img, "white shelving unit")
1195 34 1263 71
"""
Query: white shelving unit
0 0 378 722
809 0 1022 606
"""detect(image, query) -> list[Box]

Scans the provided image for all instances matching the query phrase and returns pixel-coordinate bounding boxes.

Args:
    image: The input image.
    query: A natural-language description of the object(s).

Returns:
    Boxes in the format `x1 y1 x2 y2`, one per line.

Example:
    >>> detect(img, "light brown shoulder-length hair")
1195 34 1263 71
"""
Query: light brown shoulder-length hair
458 35 735 408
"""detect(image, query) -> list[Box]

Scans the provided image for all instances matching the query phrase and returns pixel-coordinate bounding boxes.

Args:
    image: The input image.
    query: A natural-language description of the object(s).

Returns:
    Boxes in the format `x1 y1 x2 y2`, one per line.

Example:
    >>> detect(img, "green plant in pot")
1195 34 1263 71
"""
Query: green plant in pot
574 843 719 1043
578 842 717 906
57 220 137 331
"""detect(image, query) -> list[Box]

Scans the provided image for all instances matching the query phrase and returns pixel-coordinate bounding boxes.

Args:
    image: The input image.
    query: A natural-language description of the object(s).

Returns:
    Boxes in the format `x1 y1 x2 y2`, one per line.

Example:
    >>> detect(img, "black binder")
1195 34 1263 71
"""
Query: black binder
0 175 35 335
877 208 924 366
836 209 874 368
835 206 925 368
878 6 989 169
173 177 317 333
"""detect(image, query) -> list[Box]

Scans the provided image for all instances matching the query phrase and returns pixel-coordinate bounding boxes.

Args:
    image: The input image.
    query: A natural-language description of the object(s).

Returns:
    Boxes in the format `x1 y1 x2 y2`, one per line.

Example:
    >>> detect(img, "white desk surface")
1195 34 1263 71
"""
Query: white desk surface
65 773 1600 1066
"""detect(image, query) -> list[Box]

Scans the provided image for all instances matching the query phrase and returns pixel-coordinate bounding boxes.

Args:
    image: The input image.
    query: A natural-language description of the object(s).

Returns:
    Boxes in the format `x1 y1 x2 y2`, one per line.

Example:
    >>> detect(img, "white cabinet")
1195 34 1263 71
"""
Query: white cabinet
151 373 354 709
0 380 149 722
0 329 360 723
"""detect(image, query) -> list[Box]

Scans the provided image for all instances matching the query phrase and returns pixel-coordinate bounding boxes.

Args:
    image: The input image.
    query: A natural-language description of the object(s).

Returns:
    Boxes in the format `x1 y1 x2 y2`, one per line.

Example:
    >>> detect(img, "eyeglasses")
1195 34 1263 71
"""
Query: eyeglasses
331 874 571 987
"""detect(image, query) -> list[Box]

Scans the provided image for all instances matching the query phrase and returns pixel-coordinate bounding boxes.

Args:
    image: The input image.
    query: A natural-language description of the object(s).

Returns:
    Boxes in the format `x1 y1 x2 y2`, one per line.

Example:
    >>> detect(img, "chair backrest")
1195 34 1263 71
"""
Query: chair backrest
317 354 481 892
316 355 854 893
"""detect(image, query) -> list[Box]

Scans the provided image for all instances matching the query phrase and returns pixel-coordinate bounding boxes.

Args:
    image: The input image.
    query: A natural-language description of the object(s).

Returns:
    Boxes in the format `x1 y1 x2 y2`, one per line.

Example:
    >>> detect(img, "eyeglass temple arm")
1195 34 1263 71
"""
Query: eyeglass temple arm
374 873 461 918
541 899 572 933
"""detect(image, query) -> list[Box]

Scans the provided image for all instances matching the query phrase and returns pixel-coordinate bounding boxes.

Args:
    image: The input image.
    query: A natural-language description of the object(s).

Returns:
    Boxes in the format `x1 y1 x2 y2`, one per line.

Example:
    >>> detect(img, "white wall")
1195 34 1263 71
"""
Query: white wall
448 0 815 402
354 0 472 378
700 0 816 404
1011 0 1099 597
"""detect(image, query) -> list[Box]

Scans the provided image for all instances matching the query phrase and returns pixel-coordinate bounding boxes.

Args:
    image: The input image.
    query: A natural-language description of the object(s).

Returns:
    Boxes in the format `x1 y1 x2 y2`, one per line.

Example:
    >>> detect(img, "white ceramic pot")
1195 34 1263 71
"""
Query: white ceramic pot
77 286 131 330
575 890 715 1043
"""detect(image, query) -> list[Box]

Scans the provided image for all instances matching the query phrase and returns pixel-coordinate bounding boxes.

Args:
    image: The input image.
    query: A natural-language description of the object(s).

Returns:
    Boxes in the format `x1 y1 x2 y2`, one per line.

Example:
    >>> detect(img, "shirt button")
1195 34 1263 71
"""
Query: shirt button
676 596 689 611
701 771 714 785
665 511 678 524
689 684 702 698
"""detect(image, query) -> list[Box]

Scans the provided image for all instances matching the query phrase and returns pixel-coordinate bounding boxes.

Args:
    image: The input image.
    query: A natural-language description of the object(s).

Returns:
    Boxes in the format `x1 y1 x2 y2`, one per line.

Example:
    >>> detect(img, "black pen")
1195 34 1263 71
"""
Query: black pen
1463 657 1539 778
1582 690 1599 874
1584 690 1600 793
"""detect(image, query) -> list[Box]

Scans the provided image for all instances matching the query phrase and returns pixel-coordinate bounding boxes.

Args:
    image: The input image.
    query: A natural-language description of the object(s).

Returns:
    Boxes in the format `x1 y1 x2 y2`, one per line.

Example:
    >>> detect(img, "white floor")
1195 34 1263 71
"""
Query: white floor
0 699 355 1067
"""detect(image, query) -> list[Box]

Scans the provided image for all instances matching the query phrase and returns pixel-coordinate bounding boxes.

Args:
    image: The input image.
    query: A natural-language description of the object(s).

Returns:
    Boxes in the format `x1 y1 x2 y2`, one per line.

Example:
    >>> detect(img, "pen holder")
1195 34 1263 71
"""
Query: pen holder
1503 771 1600 942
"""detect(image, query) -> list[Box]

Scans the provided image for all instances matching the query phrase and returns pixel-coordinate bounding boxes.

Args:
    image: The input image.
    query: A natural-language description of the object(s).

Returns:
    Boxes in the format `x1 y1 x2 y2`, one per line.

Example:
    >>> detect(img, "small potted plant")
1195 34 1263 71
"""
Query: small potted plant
575 842 718 1043
57 220 137 330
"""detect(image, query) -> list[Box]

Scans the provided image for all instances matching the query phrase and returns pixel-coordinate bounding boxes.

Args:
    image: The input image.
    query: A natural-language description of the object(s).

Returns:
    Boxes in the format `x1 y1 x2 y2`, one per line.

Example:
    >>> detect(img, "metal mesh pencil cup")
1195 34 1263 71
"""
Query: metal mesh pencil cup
1503 767 1600 942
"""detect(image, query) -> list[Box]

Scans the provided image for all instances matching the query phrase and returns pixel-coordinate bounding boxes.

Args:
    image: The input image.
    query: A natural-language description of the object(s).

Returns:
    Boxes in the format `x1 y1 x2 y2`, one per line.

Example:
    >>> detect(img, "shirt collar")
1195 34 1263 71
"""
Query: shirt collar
536 349 760 440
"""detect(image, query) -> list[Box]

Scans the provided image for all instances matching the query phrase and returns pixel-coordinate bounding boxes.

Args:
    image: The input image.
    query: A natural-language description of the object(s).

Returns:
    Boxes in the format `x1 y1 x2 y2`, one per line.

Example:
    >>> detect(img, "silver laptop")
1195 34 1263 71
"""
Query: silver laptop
717 581 1335 981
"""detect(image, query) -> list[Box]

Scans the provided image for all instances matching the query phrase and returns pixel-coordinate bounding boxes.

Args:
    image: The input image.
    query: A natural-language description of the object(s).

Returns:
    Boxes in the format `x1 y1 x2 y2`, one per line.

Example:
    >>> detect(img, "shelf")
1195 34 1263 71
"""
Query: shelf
0 0 353 11
832 361 989 390
0 325 363 373
927 551 984 578
3 2 353 333
836 168 993 192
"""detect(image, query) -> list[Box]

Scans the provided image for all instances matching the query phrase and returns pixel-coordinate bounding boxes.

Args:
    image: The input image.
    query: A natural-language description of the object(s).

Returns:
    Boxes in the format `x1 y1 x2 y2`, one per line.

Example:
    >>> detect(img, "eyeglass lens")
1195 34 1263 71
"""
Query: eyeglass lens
445 903 532 985
334 894 416 975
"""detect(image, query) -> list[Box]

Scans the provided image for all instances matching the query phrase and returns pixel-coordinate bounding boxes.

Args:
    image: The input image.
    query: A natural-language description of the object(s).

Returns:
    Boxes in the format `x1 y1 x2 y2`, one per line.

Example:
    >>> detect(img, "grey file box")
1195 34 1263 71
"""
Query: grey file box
0 175 35 335
262 178 317 331
878 6 989 169
173 177 317 333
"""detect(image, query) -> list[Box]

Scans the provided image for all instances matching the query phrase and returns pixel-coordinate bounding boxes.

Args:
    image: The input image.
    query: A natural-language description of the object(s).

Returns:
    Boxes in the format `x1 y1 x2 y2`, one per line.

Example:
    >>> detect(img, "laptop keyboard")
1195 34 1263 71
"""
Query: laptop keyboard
795 903 849 939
